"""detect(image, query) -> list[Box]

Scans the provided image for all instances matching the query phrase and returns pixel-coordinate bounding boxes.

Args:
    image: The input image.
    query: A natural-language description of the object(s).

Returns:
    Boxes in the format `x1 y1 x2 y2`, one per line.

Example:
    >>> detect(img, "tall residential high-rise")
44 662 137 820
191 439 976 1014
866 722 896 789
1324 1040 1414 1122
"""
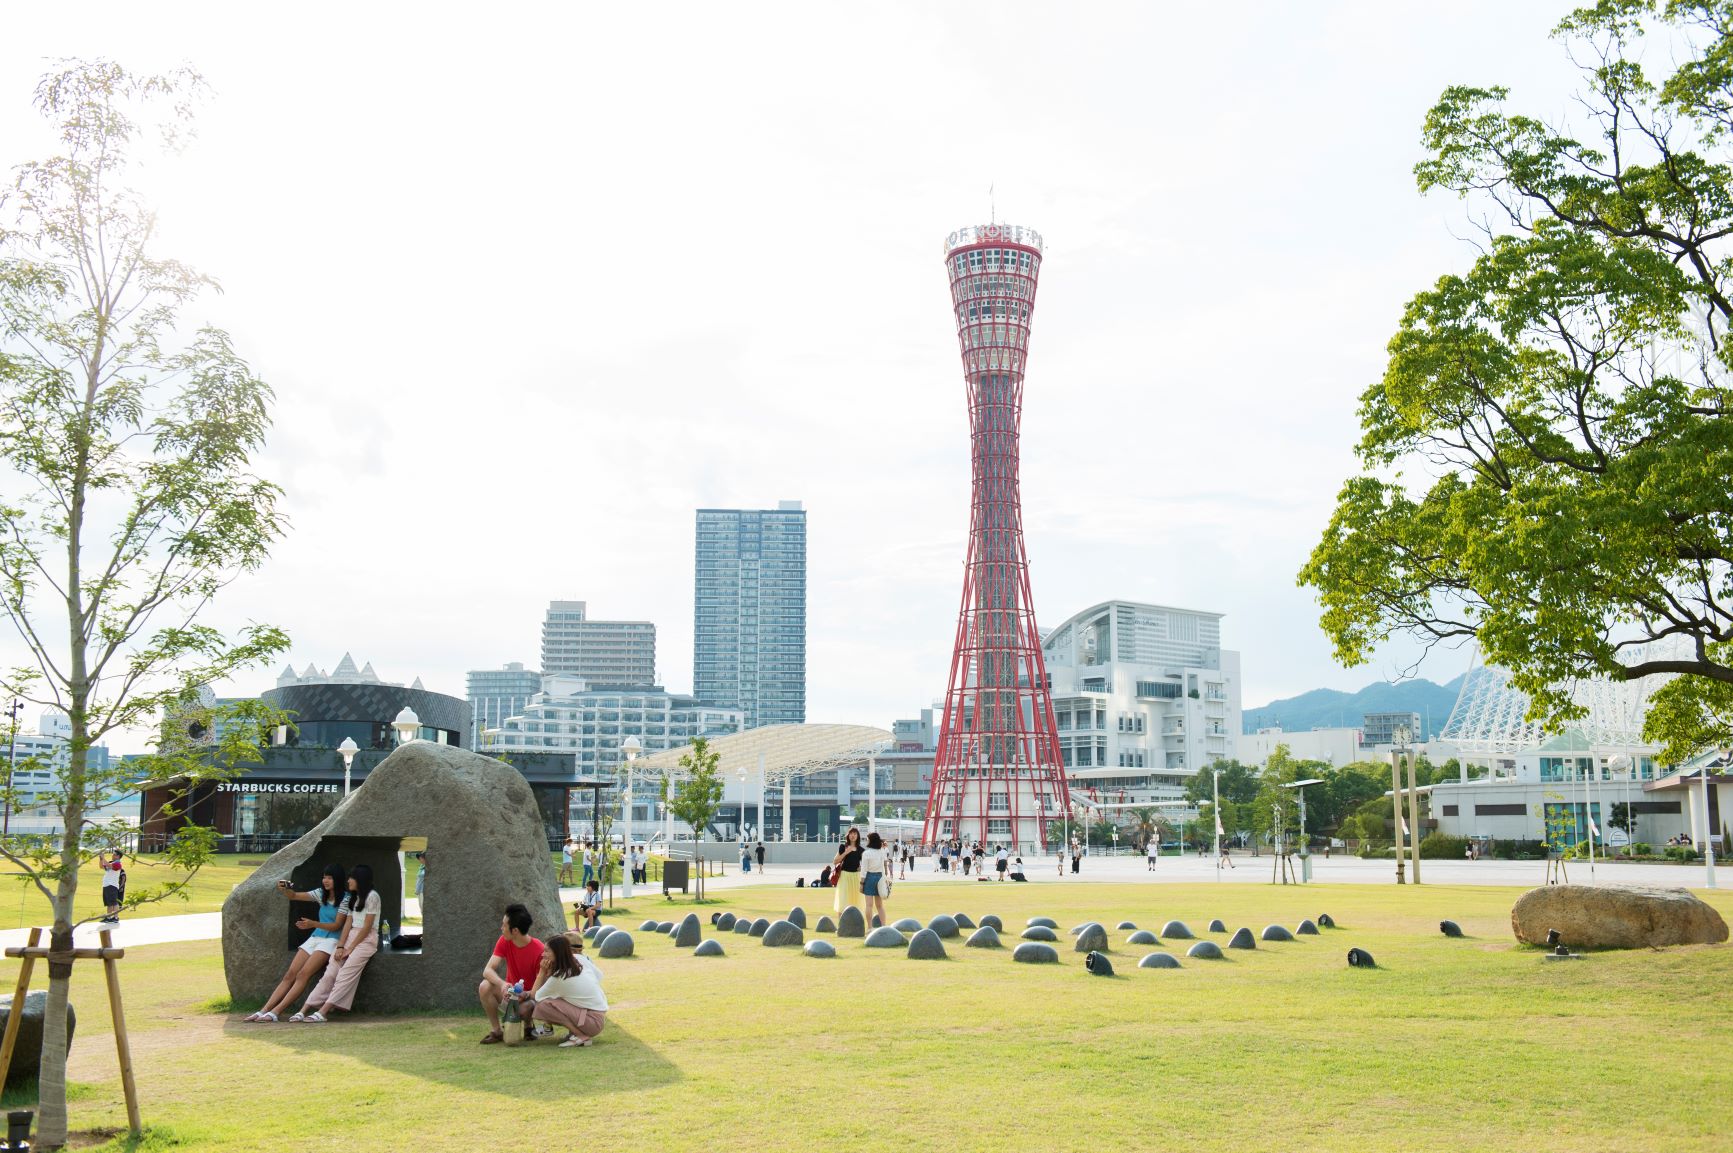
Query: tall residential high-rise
466 661 544 743
922 223 1069 849
540 601 656 685
694 502 807 729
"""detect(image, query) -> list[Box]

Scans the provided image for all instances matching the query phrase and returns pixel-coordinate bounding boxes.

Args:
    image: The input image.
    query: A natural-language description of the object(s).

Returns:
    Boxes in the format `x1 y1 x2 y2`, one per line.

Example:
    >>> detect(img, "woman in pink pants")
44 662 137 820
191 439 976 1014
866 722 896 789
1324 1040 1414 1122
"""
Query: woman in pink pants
296 864 380 1023
530 935 608 1048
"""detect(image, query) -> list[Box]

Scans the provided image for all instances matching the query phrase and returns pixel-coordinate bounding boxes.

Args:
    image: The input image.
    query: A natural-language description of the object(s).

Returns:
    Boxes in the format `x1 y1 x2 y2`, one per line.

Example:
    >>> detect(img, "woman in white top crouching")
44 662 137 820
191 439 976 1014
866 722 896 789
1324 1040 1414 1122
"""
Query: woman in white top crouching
532 934 608 1048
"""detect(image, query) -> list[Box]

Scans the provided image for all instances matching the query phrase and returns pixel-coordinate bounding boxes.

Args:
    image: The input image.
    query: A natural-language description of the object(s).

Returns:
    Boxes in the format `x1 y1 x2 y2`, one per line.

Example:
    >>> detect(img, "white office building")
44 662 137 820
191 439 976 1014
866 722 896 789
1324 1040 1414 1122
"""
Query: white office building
541 601 657 686
1237 726 1365 767
490 675 741 779
1041 600 1242 810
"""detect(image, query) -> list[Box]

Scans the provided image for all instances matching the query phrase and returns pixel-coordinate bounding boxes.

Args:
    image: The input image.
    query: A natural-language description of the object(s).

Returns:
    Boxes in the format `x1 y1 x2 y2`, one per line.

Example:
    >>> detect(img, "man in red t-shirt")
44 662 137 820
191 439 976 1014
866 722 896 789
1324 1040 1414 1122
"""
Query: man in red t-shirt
478 903 547 1044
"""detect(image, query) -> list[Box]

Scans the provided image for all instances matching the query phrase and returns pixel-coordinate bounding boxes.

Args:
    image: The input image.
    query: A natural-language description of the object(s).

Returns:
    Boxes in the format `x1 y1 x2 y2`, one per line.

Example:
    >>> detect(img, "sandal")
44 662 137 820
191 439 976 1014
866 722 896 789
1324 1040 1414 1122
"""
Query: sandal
288 1012 305 1023
479 1030 504 1044
304 1011 326 1024
558 1035 593 1048
257 1011 278 1023
243 1012 262 1022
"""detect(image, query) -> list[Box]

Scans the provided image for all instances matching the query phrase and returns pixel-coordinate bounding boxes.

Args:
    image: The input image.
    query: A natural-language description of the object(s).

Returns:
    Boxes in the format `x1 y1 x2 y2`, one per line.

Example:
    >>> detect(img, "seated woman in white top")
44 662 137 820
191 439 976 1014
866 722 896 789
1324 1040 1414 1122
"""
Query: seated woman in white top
531 934 608 1048
859 831 890 927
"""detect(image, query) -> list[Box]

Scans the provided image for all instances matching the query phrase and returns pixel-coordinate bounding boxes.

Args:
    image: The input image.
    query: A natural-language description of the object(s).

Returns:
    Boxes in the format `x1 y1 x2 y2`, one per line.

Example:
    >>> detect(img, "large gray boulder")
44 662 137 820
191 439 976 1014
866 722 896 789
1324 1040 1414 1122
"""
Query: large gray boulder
1186 940 1224 960
864 926 907 948
965 926 1003 948
1228 927 1257 950
1160 920 1194 940
927 915 960 939
804 940 836 958
1138 952 1181 970
1126 930 1159 946
762 920 804 948
1012 942 1059 964
787 907 808 929
837 907 866 938
1511 884 1729 949
1074 924 1109 953
0 992 74 1088
979 915 1003 931
674 913 702 947
815 915 836 933
693 939 725 957
221 742 563 1013
598 931 634 958
1021 926 1058 942
906 928 947 960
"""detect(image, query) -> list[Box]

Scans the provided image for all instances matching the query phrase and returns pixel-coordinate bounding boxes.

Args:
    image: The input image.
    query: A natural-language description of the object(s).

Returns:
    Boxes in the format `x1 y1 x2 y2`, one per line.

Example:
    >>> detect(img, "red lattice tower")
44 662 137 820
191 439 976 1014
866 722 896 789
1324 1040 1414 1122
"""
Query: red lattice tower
921 223 1069 851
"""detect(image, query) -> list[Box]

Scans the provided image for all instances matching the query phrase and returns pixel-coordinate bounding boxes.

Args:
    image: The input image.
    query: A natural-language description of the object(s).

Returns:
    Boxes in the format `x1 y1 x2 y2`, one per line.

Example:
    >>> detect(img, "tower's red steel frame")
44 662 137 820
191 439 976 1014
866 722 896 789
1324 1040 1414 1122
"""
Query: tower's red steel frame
922 223 1068 849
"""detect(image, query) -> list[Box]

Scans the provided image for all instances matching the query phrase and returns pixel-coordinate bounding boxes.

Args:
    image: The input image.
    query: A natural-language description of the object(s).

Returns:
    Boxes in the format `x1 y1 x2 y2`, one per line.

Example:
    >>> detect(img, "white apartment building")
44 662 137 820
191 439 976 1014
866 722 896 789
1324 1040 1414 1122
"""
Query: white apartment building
1237 726 1365 767
541 601 657 685
1041 600 1242 809
490 675 741 779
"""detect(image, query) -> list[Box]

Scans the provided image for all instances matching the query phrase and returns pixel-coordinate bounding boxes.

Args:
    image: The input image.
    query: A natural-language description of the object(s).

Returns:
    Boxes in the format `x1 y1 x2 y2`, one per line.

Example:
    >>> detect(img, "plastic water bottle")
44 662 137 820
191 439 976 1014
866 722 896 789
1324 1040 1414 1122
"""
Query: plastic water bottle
381 920 392 948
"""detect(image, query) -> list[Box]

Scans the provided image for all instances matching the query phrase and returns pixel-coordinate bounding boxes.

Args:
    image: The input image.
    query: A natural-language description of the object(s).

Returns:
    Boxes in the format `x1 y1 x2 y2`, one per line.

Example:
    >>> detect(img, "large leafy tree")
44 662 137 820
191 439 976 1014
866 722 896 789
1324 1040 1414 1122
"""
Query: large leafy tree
1298 1 1733 762
0 62 287 1146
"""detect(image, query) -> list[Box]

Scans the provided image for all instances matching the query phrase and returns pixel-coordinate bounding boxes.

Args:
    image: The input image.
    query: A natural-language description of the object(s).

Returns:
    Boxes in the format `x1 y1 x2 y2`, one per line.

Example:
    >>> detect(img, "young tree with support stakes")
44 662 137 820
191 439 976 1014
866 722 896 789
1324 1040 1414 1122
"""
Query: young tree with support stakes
669 737 724 885
0 61 288 1147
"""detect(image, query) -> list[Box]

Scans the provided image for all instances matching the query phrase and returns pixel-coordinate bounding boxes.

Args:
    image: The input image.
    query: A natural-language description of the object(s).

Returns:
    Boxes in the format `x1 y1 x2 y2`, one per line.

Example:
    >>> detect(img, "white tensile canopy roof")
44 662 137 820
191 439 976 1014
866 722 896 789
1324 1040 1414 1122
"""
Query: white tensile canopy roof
631 723 893 782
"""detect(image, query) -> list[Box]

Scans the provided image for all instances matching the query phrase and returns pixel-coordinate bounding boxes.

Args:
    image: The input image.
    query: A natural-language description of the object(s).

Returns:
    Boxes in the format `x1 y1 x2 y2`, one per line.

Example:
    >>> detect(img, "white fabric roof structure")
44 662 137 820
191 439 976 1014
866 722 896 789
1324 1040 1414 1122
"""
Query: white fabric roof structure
630 723 893 783
1439 640 1684 755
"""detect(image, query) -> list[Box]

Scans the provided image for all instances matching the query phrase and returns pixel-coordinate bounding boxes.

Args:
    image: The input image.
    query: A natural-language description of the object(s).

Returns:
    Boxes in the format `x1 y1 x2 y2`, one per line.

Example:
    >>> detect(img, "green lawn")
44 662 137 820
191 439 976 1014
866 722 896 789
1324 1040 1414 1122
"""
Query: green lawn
0 855 266 931
6 881 1731 1151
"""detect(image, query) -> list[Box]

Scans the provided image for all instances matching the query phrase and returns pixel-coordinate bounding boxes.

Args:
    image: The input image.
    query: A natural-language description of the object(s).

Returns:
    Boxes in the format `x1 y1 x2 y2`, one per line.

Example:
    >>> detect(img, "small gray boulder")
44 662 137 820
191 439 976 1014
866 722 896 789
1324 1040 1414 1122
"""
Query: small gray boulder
1296 919 1319 935
838 907 866 938
1126 930 1159 946
1013 942 1059 964
1116 921 1138 930
1138 952 1181 970
593 925 617 946
717 912 737 931
733 919 753 935
864 926 908 948
804 940 836 958
815 915 836 933
954 913 976 929
762 920 804 948
1228 927 1257 950
598 931 635 959
1440 919 1463 938
1186 940 1224 960
979 915 1004 931
906 928 947 960
927 915 960 939
1161 921 1195 940
1317 913 1336 928
965 926 1003 948
892 918 923 933
657 921 675 934
1208 919 1227 933
1021 926 1058 942
1074 924 1109 953
0 992 74 1088
748 917 771 938
639 919 659 932
787 907 808 928
1027 916 1058 929
674 914 702 947
1261 924 1295 943
693 939 725 957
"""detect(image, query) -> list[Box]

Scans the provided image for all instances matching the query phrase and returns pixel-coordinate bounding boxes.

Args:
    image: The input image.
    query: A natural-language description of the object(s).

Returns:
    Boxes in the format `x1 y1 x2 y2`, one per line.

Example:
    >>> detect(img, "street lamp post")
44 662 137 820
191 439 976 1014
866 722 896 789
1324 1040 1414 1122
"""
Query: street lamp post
1212 765 1222 881
1283 778 1323 884
736 767 750 842
621 735 640 898
337 737 359 797
392 706 420 745
1392 726 1410 885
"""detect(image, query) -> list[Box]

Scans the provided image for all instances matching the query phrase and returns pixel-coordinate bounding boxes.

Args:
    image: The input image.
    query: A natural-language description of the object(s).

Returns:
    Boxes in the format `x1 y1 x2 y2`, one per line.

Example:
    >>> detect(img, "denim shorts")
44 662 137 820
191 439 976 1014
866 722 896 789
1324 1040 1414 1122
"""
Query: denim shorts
862 871 884 896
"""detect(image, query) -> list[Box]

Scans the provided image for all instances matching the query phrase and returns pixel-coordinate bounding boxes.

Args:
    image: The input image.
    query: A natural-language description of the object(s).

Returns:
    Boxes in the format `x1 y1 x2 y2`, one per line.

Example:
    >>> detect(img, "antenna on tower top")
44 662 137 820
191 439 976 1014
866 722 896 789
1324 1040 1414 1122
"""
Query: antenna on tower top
989 182 996 223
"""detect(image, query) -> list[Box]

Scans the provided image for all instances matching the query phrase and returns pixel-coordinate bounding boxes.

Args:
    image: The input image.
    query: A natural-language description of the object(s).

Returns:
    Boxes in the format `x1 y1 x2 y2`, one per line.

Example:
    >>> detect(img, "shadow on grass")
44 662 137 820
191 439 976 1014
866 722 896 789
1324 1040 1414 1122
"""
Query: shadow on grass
240 1015 682 1097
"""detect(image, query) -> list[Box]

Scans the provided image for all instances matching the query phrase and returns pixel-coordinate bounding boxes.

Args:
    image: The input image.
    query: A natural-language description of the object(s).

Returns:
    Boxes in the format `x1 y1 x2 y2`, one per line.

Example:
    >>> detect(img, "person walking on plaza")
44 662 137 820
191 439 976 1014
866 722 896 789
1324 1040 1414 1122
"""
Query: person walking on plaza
296 864 380 1023
1218 840 1236 870
560 837 577 886
1071 843 1081 874
478 903 546 1044
754 841 765 871
740 842 752 873
995 844 1008 881
1147 838 1160 871
832 827 863 915
581 843 596 887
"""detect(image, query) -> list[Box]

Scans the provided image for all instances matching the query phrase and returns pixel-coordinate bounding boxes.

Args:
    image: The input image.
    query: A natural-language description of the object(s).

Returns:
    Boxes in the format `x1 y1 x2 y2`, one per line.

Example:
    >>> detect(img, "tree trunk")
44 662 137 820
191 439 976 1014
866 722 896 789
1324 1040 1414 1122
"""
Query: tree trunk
37 924 73 1148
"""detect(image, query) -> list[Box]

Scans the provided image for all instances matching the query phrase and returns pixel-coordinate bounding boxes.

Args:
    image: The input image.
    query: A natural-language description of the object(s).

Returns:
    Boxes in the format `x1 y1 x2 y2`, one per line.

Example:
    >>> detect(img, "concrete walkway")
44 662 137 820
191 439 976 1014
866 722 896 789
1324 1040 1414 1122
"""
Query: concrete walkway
0 855 1717 952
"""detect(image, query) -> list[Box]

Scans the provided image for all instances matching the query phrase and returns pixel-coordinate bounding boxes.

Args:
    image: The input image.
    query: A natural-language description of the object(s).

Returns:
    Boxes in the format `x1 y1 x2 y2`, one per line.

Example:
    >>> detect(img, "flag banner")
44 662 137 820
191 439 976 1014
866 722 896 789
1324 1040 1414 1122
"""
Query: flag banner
1214 815 1224 836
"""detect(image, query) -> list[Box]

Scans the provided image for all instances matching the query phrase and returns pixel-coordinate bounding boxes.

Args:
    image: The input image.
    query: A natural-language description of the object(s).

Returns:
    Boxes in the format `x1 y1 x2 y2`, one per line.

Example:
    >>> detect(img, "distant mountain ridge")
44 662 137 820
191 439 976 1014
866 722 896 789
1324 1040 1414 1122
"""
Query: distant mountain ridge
1242 675 1465 741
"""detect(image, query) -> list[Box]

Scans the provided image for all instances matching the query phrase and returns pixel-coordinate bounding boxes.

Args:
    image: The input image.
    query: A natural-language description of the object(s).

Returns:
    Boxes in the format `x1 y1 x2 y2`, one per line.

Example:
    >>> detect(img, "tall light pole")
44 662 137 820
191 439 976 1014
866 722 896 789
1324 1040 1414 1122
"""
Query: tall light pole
1284 778 1323 884
736 766 750 841
338 737 359 797
1392 726 1409 884
1212 764 1222 881
4 699 24 837
621 735 640 897
392 706 420 745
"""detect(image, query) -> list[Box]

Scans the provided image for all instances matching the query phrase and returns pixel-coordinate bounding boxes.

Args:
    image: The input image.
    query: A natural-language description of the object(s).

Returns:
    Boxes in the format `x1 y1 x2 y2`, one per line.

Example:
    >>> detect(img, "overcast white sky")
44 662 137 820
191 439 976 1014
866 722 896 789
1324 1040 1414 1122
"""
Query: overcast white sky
1 2 1590 744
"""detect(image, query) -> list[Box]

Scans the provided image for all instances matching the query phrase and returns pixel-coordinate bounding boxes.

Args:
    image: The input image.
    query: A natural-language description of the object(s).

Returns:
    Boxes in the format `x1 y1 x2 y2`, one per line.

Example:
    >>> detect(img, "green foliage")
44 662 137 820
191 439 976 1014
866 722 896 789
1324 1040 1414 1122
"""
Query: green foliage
1251 745 1302 848
669 737 725 840
0 60 290 1144
1297 1 1733 763
1418 832 1470 859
